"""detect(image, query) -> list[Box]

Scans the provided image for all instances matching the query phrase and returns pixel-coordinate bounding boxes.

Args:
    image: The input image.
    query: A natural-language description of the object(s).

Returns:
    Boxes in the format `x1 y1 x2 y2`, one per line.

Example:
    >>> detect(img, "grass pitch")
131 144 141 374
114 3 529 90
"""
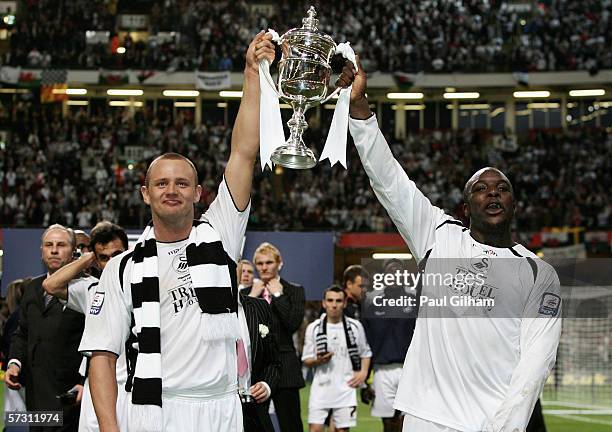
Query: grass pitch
1 379 611 431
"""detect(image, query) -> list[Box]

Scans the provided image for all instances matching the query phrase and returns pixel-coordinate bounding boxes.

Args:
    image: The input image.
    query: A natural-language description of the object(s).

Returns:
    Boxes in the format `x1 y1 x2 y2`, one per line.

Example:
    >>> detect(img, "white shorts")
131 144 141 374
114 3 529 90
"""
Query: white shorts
403 414 461 432
152 390 242 431
78 378 130 432
308 406 357 428
371 363 403 418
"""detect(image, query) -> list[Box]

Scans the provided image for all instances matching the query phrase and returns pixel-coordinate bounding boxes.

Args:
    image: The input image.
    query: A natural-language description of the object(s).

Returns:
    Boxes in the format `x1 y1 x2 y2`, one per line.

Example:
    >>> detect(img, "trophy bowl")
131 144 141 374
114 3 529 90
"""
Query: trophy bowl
266 7 339 169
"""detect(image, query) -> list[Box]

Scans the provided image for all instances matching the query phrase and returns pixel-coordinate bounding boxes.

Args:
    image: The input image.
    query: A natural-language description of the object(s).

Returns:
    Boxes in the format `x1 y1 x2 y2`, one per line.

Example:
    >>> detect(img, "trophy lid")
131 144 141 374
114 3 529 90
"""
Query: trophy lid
302 6 319 31
281 6 336 56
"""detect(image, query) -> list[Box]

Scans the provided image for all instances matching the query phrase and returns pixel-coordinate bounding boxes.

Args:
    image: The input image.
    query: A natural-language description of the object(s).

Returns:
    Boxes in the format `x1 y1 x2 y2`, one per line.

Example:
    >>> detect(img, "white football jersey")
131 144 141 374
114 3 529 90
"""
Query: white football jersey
350 116 561 432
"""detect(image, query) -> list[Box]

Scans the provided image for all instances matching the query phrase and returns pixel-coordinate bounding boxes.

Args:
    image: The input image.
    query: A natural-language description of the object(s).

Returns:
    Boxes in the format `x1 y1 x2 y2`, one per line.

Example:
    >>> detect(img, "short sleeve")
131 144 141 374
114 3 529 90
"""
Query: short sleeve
78 256 131 357
356 321 372 358
203 176 250 262
67 276 99 314
301 322 317 361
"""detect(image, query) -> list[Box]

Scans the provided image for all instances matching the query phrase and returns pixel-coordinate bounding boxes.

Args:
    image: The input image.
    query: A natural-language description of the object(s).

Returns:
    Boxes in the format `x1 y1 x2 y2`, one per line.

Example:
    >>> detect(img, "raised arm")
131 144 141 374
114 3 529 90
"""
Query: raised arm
42 252 96 300
224 32 275 211
345 58 448 262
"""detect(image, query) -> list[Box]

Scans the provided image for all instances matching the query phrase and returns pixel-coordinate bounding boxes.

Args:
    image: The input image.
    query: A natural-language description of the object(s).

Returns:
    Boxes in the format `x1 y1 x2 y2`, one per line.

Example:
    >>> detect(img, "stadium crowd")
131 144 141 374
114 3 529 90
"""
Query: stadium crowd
0 103 610 231
4 0 612 73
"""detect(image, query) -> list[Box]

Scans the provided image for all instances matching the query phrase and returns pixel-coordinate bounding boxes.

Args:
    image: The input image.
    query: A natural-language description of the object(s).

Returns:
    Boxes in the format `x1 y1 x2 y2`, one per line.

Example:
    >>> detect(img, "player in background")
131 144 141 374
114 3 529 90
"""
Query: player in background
302 286 372 432
341 265 367 320
42 221 128 431
361 259 417 432
337 57 562 431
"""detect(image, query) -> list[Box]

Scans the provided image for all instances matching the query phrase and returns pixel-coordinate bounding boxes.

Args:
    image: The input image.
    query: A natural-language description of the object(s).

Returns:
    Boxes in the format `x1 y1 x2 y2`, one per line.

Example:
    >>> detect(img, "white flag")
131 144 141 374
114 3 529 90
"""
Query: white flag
0 66 21 84
194 71 231 90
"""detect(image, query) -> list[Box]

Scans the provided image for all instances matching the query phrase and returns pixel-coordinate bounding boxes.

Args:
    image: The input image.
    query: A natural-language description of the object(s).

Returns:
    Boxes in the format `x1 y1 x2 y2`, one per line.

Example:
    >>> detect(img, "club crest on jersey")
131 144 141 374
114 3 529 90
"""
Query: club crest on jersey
539 292 561 316
172 254 189 273
89 292 105 315
470 256 491 273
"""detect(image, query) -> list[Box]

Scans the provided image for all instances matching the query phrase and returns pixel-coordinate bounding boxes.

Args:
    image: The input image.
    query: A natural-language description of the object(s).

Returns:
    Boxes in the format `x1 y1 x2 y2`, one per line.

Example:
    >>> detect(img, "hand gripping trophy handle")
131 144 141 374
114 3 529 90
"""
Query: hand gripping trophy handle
258 7 356 169
259 42 353 104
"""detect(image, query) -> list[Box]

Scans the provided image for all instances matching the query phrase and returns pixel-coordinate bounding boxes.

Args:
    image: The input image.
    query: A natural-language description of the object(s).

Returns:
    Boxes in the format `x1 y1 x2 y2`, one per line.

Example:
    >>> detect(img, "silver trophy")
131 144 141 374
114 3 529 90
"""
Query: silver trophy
261 7 346 169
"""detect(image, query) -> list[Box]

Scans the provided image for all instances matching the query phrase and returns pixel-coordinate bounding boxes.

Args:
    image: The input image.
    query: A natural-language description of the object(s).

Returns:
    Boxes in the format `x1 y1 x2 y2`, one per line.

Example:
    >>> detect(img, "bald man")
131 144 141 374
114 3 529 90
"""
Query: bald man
340 60 562 432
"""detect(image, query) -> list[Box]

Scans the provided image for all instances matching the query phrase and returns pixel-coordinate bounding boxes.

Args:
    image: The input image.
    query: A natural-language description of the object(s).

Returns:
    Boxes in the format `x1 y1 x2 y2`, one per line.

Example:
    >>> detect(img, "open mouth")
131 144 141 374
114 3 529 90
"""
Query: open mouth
485 202 504 215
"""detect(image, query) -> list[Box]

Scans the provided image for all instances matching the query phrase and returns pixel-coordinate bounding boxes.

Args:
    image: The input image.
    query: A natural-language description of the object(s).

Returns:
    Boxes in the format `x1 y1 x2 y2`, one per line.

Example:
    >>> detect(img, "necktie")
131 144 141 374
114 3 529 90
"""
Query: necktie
236 339 249 377
262 288 272 304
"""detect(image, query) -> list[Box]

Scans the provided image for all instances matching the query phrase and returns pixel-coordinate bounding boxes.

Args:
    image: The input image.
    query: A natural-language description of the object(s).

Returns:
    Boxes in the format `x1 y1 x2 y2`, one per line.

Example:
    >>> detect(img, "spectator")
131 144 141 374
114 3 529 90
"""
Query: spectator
7 1 612 73
5 224 85 432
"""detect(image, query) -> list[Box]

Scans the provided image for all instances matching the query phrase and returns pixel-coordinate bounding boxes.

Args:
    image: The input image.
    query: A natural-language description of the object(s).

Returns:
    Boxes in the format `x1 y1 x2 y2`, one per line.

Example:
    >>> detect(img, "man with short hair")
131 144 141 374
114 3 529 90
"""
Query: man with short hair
302 286 372 432
42 221 129 432
236 259 280 432
5 224 85 432
238 291 281 432
342 265 367 320
238 259 256 292
88 221 129 275
79 33 275 432
248 241 306 432
341 58 562 431
361 259 417 432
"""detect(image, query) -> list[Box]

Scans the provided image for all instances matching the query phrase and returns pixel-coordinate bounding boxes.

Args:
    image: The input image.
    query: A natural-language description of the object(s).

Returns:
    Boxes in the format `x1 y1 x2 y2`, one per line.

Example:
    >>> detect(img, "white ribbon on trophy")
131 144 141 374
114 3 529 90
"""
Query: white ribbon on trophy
258 30 283 171
319 42 357 169
258 15 358 170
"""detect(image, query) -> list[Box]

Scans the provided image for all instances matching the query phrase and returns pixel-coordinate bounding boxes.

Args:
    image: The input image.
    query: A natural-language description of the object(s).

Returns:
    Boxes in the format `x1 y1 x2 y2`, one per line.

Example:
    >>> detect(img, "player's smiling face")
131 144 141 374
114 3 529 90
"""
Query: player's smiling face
464 169 515 230
141 159 202 224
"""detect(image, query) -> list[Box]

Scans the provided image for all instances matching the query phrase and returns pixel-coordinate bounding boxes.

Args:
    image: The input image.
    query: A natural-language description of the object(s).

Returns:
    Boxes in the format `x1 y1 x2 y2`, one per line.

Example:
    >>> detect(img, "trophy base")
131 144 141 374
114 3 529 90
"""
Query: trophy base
271 145 317 169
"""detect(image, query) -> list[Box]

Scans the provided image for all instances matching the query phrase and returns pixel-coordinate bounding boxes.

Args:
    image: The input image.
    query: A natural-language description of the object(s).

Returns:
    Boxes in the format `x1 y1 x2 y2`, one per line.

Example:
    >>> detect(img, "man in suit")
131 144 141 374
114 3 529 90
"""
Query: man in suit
5 224 85 431
247 242 306 432
239 291 281 432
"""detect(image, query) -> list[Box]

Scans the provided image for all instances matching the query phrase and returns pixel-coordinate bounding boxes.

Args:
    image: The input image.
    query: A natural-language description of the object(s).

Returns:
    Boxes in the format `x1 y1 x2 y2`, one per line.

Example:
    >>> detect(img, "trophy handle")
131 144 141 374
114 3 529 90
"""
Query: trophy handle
259 59 281 98
320 42 357 104
258 29 282 98
320 87 342 104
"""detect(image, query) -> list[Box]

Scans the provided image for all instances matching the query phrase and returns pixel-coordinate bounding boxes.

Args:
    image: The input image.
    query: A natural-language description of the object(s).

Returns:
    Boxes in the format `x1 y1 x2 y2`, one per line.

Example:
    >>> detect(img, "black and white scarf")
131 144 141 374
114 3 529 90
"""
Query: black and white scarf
128 220 239 431
315 313 361 371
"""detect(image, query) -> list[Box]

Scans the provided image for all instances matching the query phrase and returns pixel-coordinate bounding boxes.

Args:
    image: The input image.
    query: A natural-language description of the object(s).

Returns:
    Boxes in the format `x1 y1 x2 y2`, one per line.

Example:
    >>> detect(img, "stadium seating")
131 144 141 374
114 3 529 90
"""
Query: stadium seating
1 103 609 230
5 0 612 73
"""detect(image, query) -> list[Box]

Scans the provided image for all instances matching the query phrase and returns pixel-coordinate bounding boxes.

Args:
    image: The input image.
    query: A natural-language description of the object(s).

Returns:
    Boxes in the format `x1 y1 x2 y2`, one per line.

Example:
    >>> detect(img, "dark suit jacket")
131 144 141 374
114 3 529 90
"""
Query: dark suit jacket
9 274 84 429
244 278 305 389
2 309 20 371
241 295 281 432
